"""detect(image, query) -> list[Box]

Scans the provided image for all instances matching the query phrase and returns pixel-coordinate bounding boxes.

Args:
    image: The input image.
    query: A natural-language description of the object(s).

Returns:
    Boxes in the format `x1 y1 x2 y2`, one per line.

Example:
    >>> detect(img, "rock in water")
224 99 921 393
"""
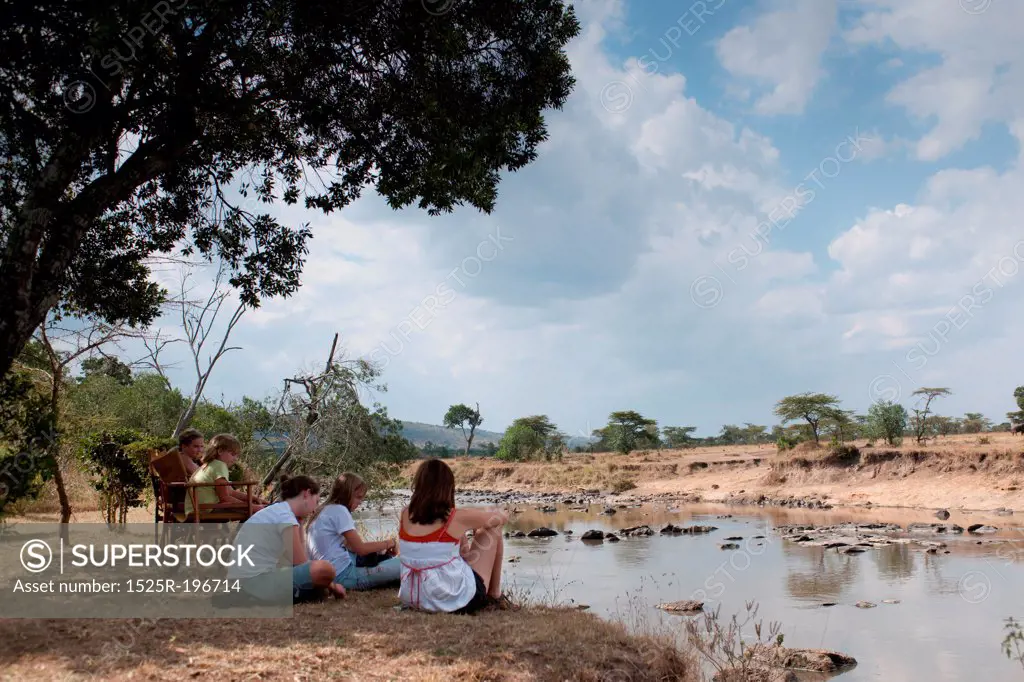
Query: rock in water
601 507 617 515
605 533 620 542
621 525 654 537
968 524 998 533
749 646 857 673
656 600 704 613
580 529 605 541
719 542 741 550
855 601 876 608
935 509 950 520
681 525 718 534
527 527 558 538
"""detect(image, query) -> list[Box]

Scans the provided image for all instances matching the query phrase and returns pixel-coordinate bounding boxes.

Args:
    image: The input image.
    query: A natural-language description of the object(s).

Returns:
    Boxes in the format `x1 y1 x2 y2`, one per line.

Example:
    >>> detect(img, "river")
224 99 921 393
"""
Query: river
360 496 1024 681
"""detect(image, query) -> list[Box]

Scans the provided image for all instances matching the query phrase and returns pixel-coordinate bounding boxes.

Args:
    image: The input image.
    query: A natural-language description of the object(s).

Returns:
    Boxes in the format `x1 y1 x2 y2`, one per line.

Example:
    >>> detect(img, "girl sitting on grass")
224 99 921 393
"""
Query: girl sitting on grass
397 458 515 614
230 474 346 603
306 473 402 590
185 433 265 517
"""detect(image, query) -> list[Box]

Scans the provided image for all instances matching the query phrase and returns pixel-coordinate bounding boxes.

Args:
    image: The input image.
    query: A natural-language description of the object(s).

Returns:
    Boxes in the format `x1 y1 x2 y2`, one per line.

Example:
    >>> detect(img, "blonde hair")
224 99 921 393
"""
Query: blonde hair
201 433 241 464
307 472 366 526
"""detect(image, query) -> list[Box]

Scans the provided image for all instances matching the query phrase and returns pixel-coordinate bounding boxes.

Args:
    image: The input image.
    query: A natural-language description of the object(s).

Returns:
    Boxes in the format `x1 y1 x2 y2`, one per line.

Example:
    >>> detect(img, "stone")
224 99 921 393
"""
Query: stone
935 509 951 520
605 533 620 542
749 646 857 673
512 531 527 538
580 529 605 541
660 524 682 534
724 536 743 541
681 525 718 534
656 600 704 613
821 602 837 607
855 601 876 608
968 524 998 533
527 527 558 538
601 507 617 515
621 525 654 537
719 542 740 550
882 599 900 604
840 546 867 555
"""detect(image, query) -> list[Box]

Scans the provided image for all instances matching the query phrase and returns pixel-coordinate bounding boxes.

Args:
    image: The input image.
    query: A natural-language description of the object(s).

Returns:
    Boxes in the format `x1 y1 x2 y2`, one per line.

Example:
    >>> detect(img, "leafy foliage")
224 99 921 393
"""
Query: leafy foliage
0 0 581 378
443 403 483 455
662 426 697 448
1002 617 1024 672
0 371 57 517
867 400 908 446
78 429 167 524
495 415 567 462
593 411 659 455
773 393 841 445
910 387 951 444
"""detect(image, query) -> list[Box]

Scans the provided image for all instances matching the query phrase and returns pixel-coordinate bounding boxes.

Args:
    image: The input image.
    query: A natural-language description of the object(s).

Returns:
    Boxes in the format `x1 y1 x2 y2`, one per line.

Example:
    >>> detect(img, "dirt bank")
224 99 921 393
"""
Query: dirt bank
420 433 1024 514
0 590 695 681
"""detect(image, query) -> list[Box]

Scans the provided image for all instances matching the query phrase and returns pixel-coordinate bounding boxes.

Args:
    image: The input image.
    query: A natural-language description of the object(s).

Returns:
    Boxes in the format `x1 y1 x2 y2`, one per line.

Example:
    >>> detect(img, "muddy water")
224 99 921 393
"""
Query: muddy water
360 500 1024 681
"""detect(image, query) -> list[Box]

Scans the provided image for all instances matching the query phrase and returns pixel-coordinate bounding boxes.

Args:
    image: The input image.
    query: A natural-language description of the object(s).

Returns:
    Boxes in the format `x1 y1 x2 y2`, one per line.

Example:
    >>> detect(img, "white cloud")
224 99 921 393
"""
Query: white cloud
845 0 1024 160
716 0 838 115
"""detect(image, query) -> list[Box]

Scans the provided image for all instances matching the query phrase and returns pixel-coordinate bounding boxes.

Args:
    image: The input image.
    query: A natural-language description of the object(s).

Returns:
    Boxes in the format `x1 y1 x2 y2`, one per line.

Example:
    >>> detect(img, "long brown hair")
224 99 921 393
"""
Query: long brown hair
407 458 455 525
201 433 241 464
307 472 366 526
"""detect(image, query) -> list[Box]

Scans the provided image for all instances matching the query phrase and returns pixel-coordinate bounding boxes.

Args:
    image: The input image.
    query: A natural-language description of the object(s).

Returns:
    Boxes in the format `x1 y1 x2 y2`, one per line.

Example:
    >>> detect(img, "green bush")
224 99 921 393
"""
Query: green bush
776 436 799 452
79 429 167 524
495 423 544 462
0 372 57 518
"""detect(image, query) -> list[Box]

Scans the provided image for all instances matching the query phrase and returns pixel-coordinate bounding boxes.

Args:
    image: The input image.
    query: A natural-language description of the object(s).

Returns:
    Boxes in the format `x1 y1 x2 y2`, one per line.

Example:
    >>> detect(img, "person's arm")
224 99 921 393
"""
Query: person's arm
291 526 307 566
453 507 509 532
341 529 395 556
212 477 245 504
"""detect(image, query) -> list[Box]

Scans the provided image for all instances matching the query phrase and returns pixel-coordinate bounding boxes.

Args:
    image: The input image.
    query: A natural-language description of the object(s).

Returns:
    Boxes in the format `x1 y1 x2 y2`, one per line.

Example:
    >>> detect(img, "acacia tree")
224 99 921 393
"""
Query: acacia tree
911 387 951 444
443 403 483 456
773 393 841 445
662 426 697 448
593 411 659 455
0 1 581 379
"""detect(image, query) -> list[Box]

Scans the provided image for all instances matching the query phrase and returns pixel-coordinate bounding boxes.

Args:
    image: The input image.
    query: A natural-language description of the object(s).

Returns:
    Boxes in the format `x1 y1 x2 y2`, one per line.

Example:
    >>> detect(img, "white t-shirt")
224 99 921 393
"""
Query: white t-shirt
306 504 357 576
228 501 299 579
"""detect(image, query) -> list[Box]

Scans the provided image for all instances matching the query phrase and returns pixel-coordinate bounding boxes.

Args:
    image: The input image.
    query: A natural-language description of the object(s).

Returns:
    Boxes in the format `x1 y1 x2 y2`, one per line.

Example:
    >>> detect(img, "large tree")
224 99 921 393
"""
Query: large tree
773 392 841 445
0 0 581 378
443 402 483 456
910 387 951 444
593 410 659 455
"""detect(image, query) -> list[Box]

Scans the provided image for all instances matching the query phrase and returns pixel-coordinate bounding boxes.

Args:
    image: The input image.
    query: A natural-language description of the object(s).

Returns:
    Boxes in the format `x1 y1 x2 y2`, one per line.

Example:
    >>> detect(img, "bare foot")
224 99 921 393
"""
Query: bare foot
328 583 347 599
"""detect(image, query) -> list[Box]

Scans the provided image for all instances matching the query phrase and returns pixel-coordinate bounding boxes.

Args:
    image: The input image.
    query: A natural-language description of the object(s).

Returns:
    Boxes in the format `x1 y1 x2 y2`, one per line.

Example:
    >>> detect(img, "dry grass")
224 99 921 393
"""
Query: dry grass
0 590 697 681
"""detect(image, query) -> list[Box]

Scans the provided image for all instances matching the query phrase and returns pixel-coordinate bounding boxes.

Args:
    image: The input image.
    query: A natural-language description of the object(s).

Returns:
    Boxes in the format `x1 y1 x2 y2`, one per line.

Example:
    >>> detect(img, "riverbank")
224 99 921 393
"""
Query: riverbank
0 589 695 681
424 433 1024 514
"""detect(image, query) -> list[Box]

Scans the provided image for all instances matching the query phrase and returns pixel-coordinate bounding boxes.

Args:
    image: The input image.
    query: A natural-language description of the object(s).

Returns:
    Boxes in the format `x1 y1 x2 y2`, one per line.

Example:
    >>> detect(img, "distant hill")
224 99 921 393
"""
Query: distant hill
397 421 504 448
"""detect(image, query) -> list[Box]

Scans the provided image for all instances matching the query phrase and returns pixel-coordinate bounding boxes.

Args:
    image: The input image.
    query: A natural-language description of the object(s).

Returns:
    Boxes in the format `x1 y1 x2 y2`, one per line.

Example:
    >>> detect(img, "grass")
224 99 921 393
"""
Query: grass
0 590 698 681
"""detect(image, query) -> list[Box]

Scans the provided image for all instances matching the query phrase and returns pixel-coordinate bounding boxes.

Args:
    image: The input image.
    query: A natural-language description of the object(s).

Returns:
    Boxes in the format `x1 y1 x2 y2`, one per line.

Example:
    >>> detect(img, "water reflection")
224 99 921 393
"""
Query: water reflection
362 499 1024 681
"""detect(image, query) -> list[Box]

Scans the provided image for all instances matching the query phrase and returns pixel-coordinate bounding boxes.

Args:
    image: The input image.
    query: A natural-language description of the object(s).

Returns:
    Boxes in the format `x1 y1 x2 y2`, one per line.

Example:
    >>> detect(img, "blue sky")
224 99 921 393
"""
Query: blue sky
132 0 1024 439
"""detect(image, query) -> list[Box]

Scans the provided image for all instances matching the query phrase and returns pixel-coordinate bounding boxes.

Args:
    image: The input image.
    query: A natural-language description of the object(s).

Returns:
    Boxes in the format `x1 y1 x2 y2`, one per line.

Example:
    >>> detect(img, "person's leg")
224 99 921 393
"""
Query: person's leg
294 560 343 601
336 554 402 590
464 527 504 598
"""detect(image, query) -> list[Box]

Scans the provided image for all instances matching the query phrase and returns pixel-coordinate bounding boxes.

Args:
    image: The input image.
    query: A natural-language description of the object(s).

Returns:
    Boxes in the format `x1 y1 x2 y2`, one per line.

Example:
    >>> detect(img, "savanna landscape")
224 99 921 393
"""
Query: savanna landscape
4 0 1024 681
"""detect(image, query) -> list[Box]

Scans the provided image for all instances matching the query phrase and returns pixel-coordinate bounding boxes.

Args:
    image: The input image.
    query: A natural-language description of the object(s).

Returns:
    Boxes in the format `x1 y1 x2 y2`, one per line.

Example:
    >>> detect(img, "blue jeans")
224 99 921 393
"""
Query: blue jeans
239 562 321 603
335 551 402 590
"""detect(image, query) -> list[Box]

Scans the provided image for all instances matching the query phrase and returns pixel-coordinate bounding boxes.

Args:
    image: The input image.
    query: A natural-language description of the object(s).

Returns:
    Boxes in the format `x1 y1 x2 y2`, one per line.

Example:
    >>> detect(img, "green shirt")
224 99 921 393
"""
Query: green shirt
184 459 231 515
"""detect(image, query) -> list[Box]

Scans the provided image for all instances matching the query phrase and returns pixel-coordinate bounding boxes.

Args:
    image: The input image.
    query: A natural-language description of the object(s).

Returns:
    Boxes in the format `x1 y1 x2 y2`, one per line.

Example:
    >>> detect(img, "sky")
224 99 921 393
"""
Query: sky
131 0 1024 439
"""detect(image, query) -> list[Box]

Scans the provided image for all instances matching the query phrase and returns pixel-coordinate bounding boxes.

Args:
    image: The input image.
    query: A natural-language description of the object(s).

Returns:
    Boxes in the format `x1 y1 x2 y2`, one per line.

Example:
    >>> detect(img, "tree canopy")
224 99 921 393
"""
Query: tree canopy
443 402 483 456
0 0 581 378
773 392 841 445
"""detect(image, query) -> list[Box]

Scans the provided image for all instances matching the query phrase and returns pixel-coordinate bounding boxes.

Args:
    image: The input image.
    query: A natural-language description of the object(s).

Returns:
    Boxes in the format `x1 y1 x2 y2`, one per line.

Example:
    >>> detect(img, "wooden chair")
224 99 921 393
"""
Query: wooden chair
149 449 260 524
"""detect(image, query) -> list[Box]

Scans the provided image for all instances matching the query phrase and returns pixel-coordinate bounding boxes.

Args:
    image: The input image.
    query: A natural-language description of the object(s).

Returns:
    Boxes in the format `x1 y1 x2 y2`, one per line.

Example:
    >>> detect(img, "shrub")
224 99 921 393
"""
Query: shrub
776 436 798 452
609 476 636 493
79 429 165 524
495 423 544 462
867 400 907 446
979 436 992 445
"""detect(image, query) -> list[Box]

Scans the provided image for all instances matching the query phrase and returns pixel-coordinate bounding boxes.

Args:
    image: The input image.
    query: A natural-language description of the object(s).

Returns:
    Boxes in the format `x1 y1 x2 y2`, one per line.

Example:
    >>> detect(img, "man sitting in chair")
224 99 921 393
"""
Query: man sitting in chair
178 428 205 476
